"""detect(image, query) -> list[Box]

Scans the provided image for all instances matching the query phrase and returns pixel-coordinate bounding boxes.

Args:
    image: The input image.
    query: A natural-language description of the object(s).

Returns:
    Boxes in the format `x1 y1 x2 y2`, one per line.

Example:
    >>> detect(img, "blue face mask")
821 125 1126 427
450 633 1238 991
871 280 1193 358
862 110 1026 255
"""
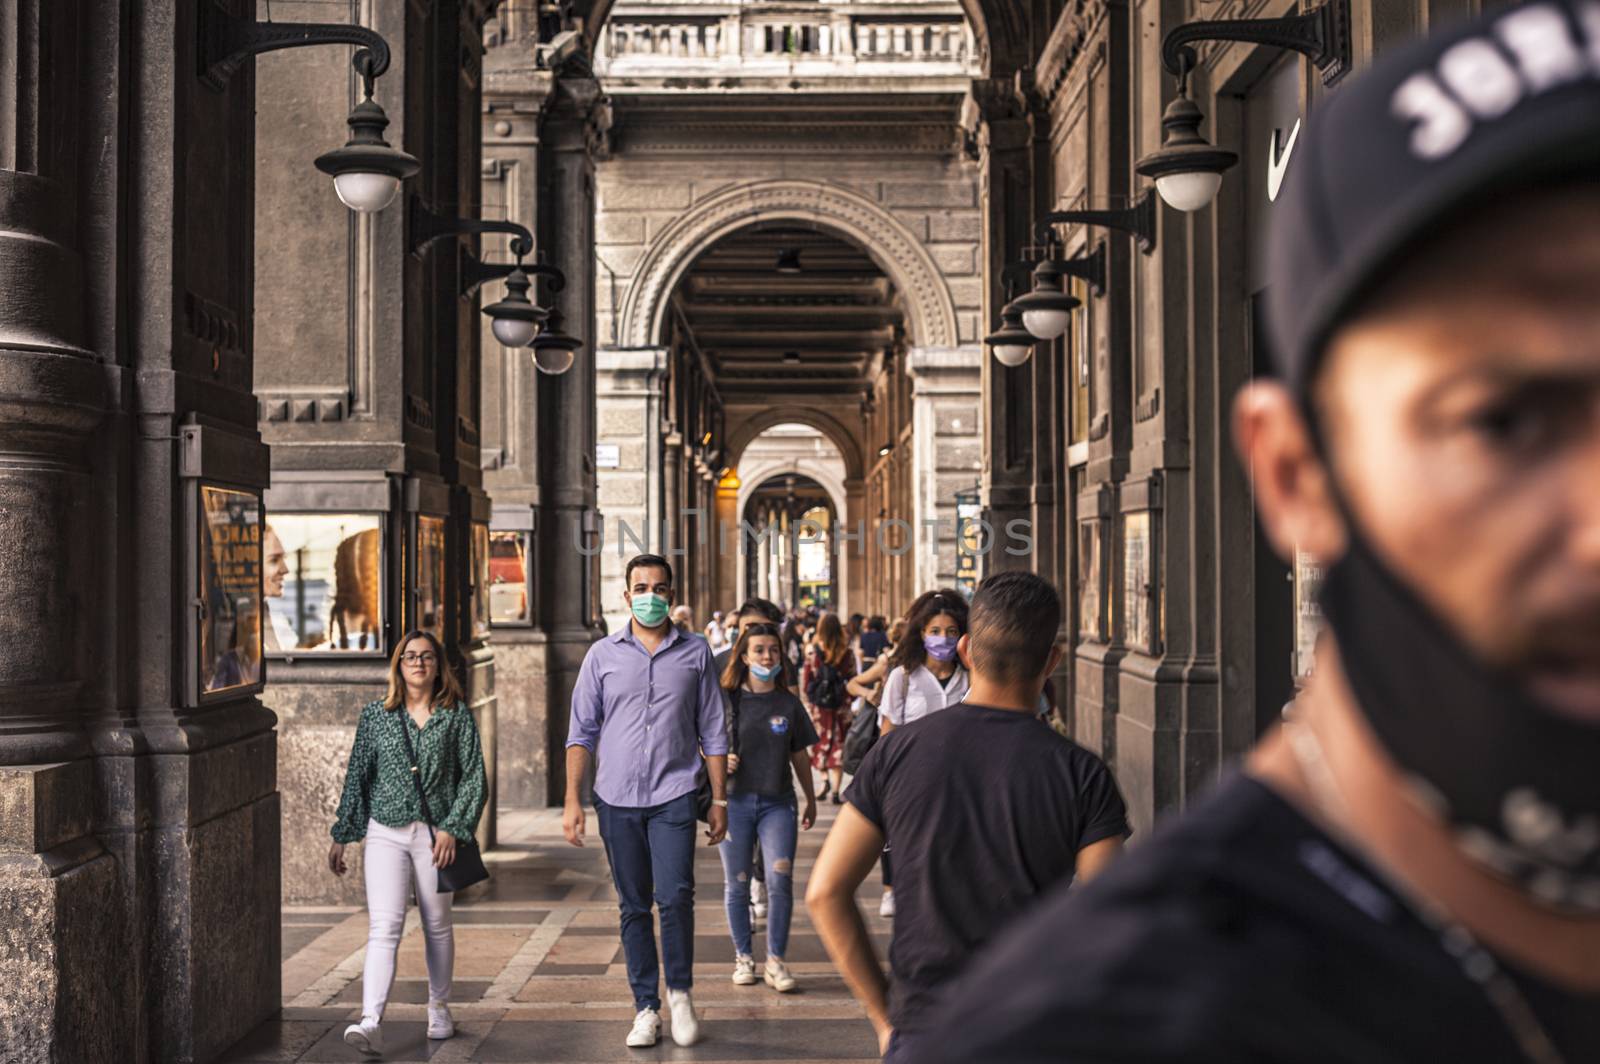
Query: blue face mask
749 662 781 682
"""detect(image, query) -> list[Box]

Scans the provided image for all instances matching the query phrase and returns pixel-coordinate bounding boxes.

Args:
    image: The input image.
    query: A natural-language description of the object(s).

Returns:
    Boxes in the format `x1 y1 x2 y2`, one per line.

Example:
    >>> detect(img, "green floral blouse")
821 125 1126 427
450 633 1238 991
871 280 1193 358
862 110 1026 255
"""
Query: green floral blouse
331 699 488 844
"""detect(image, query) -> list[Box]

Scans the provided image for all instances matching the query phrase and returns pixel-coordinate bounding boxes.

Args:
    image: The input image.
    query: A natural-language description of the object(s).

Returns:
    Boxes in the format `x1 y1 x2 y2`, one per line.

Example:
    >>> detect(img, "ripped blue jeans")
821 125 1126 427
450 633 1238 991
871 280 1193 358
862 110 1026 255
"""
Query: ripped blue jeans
718 791 798 959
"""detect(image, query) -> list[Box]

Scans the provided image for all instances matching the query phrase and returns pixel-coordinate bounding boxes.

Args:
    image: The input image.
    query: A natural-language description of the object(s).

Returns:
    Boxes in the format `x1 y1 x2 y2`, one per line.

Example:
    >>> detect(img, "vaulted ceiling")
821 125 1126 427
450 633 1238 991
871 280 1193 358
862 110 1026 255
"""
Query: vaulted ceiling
670 224 904 398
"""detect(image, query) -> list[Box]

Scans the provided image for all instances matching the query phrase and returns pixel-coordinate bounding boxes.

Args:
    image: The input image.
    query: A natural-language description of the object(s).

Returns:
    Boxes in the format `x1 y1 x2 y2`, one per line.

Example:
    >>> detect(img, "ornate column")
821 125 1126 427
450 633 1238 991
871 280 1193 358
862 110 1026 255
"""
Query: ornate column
968 79 1036 574
535 75 607 803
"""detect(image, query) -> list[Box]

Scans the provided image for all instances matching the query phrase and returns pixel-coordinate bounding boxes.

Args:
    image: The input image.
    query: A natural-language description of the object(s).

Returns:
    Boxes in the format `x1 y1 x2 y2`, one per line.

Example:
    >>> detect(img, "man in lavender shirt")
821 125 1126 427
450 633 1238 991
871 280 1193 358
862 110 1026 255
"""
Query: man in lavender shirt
563 553 729 1050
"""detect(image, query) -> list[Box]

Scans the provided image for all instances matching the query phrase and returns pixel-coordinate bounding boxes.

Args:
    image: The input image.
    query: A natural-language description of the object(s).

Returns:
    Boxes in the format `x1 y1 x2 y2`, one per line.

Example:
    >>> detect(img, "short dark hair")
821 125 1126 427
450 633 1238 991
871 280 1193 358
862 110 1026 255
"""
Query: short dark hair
736 597 782 624
967 572 1062 685
624 553 673 589
866 615 886 632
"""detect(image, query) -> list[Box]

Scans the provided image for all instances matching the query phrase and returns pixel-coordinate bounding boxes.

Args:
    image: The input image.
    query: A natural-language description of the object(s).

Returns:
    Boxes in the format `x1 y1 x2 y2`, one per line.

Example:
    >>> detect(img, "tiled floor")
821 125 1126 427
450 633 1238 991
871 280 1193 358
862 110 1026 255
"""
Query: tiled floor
221 803 885 1062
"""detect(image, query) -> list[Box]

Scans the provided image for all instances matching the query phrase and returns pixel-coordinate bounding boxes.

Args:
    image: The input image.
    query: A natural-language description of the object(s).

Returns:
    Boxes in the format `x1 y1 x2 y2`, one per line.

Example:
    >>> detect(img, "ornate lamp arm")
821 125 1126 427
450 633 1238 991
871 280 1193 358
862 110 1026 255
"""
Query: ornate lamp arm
1158 0 1350 86
1033 190 1157 254
411 197 536 259
461 252 568 296
199 2 392 91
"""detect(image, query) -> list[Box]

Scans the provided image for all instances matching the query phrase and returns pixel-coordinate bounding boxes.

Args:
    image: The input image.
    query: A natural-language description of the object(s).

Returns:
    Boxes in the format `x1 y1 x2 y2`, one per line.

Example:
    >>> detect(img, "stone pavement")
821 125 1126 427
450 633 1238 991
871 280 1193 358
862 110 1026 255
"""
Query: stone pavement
220 801 885 1062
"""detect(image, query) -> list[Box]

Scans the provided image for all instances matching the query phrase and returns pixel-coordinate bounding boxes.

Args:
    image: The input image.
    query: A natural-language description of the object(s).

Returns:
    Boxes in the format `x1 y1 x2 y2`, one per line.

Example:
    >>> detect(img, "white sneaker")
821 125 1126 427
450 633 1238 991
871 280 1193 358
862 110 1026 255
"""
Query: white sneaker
427 1000 454 1039
667 987 700 1047
732 953 758 985
879 890 895 918
343 1016 384 1056
751 878 768 919
626 1008 661 1048
764 957 797 993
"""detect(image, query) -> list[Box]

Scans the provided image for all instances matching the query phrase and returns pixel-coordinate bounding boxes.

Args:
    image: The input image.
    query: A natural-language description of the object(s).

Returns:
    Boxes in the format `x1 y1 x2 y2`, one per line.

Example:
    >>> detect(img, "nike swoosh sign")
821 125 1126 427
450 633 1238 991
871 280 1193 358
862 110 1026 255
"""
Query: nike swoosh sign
1267 118 1301 203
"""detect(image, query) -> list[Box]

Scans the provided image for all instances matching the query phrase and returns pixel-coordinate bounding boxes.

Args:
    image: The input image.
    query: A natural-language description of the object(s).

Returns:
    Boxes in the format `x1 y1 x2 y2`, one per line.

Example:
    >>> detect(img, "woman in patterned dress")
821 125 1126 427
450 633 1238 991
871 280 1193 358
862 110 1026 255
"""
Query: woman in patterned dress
326 630 488 1057
801 613 858 803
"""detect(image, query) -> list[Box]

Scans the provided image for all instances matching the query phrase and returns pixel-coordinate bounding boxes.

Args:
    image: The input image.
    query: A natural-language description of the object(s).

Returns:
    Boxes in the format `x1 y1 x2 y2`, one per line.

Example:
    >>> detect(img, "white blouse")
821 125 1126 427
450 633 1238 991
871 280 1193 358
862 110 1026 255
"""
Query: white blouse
881 662 969 727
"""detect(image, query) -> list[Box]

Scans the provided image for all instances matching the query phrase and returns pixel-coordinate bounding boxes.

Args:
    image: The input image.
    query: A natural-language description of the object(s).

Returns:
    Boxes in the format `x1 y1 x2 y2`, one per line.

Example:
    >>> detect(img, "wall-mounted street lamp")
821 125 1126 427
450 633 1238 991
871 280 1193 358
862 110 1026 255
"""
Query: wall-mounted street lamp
411 196 573 368
986 237 1110 364
532 309 583 375
199 2 419 212
1135 0 1350 211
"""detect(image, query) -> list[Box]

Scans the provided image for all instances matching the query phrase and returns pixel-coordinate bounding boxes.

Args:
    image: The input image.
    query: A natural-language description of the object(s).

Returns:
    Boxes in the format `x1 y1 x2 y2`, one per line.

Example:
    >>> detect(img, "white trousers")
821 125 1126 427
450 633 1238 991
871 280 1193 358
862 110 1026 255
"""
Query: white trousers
361 819 454 1019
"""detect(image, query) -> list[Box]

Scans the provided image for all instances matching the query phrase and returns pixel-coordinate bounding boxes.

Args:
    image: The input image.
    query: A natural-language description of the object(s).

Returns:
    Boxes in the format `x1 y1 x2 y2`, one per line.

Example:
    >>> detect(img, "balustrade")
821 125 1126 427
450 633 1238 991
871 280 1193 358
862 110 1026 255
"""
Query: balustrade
599 13 970 67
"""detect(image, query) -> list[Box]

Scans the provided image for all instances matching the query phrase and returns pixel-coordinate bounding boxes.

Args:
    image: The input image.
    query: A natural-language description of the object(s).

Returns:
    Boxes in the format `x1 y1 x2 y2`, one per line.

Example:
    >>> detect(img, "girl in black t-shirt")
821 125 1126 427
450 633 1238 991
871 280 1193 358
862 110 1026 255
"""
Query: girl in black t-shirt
717 623 819 994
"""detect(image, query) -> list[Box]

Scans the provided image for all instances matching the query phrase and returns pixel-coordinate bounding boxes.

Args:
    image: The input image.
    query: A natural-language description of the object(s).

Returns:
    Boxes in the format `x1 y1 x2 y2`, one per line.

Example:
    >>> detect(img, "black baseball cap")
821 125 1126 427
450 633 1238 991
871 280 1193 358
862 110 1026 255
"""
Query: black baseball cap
1267 0 1600 395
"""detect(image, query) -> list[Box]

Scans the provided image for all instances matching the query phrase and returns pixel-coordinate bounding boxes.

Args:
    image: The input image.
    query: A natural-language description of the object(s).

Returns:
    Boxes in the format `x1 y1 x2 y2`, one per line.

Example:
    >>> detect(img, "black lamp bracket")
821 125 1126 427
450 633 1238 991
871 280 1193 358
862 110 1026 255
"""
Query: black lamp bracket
460 249 568 298
1051 242 1107 297
199 1 391 92
411 196 535 260
1160 0 1350 88
1034 189 1157 254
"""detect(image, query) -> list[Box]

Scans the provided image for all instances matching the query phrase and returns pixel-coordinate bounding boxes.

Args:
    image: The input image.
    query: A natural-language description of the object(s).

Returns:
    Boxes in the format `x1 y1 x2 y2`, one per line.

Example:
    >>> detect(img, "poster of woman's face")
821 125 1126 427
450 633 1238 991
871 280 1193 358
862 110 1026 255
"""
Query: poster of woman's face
263 514 385 653
200 487 263 693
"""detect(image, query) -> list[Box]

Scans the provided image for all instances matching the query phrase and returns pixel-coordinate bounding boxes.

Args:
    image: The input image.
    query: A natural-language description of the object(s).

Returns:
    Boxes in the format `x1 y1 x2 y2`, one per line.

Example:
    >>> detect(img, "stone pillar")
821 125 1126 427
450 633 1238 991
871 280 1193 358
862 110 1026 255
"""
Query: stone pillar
907 346 984 592
536 76 606 804
843 477 867 615
597 347 667 635
968 80 1036 574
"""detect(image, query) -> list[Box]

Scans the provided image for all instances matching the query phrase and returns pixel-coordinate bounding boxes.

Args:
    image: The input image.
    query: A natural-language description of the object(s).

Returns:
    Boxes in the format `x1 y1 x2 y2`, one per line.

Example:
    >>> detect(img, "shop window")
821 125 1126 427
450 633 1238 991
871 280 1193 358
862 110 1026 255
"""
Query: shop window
488 530 531 625
415 515 447 640
264 514 386 653
199 486 264 694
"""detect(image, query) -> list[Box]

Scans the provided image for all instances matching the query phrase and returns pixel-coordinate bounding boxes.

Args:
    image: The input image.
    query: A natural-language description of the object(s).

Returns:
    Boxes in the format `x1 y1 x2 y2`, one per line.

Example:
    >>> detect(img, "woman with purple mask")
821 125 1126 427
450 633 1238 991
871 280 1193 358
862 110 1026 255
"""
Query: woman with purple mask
871 590 970 918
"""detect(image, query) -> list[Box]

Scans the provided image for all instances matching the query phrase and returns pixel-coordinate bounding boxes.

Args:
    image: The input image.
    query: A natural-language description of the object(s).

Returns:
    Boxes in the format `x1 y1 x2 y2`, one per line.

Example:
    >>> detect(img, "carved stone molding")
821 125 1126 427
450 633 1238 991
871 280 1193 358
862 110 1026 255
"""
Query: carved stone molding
620 179 959 352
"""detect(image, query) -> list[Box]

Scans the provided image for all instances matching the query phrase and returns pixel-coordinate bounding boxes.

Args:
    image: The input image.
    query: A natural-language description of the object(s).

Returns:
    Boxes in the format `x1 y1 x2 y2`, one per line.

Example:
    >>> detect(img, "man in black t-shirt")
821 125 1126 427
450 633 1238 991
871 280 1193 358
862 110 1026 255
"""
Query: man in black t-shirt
805 571 1128 1061
923 5 1600 1061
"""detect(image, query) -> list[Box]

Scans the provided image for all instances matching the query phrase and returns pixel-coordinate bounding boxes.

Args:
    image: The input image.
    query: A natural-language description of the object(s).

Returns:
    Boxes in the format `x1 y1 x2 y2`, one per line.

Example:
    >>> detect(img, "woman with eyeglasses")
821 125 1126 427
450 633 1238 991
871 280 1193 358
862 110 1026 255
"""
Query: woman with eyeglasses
718 622 818 993
327 630 488 1057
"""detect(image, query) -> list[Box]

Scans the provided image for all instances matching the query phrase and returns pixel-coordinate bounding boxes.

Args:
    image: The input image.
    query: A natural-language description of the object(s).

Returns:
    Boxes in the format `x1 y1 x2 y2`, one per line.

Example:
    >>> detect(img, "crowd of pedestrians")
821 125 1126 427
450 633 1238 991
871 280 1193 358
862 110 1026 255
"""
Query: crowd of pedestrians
321 10 1600 1056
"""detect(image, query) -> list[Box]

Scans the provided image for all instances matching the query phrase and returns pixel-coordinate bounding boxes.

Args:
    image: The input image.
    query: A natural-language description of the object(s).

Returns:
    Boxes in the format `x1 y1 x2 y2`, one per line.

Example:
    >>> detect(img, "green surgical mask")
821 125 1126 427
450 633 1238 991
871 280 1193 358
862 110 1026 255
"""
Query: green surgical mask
630 592 670 627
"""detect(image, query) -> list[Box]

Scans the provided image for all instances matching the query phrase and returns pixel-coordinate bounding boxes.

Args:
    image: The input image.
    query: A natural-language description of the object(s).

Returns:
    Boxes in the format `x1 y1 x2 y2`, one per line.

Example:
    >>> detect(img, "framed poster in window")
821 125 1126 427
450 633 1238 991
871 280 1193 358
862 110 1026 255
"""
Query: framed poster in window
263 514 385 654
415 515 447 640
471 522 491 638
197 486 264 698
1293 548 1325 682
1123 510 1165 655
488 529 531 625
1077 519 1104 642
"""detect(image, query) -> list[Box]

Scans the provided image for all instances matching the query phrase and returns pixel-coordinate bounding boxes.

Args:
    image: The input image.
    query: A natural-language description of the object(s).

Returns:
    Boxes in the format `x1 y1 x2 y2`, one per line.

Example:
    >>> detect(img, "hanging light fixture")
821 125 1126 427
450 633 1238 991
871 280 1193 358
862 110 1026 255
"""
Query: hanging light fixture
776 248 803 274
1010 260 1082 341
198 4 418 213
782 350 802 364
314 75 421 213
1135 0 1348 211
531 308 581 375
984 304 1036 368
1135 83 1238 213
481 268 547 348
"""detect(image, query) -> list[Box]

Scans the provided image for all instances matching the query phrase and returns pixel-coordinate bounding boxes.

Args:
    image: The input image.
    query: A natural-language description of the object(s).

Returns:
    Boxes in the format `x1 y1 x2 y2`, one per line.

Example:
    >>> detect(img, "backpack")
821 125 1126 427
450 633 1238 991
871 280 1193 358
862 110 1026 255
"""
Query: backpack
842 667 903 775
805 652 847 709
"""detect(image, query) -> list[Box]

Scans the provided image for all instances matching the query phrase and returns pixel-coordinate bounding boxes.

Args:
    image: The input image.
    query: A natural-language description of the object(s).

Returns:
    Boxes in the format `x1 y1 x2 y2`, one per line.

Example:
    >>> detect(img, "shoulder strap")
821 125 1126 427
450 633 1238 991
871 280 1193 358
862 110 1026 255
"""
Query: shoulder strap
395 711 439 842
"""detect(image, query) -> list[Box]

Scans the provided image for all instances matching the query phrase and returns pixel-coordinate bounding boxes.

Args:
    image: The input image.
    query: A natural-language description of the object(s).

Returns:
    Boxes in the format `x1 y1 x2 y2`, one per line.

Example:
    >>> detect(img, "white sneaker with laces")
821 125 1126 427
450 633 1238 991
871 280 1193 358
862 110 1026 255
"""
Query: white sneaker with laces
667 988 700 1046
626 1008 661 1047
751 878 767 919
879 889 895 918
764 957 797 993
427 1000 454 1039
343 1016 384 1056
732 953 758 985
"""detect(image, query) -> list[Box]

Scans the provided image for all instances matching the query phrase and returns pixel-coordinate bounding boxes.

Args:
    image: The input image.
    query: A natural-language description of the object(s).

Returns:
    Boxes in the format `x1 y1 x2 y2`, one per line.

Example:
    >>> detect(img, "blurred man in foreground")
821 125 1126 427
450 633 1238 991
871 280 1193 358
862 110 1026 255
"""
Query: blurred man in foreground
924 3 1600 1060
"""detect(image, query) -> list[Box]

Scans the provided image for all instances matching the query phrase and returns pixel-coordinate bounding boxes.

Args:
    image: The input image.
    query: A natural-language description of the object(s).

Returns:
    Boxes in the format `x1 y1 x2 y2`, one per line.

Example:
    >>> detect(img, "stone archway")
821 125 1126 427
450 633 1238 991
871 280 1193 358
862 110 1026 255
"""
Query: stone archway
618 180 960 353
726 404 866 484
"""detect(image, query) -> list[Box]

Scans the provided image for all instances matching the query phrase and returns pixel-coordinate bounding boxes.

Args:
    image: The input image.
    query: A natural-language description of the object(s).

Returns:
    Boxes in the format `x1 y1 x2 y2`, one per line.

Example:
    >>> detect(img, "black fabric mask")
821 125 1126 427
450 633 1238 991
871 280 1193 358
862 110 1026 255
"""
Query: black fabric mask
1318 522 1600 913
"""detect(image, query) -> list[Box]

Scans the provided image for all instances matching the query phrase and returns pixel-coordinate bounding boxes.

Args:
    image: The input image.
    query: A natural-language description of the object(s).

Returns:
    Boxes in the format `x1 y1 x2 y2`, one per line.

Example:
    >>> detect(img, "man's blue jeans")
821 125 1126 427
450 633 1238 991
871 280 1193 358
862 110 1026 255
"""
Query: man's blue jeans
717 791 798 958
595 791 697 1011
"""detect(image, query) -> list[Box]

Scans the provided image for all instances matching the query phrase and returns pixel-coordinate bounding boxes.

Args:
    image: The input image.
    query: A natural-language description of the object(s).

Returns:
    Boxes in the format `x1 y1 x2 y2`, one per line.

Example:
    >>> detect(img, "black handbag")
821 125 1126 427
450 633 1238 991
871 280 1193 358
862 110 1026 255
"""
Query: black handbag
396 711 489 893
